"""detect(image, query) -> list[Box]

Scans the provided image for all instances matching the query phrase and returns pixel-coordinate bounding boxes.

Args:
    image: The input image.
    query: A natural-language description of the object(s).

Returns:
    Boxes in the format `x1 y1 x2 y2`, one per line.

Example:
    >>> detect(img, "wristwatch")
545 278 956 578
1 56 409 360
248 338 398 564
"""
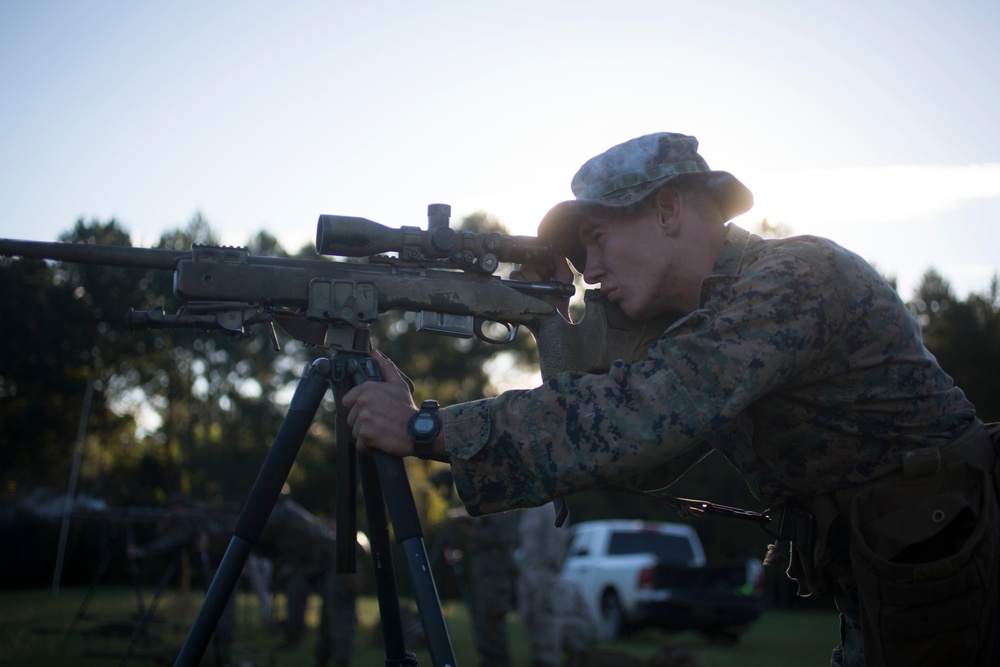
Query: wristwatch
407 399 441 459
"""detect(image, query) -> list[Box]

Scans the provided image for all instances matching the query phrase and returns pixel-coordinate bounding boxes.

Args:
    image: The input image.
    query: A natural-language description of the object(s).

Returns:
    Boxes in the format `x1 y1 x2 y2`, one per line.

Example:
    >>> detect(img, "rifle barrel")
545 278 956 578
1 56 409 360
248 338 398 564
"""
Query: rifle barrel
0 239 186 270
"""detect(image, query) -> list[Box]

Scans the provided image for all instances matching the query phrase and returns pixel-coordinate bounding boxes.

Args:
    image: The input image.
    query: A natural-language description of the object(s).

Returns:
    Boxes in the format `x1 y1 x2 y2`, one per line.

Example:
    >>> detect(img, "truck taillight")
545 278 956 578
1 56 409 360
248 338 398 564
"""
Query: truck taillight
754 568 765 595
746 559 765 595
637 566 656 589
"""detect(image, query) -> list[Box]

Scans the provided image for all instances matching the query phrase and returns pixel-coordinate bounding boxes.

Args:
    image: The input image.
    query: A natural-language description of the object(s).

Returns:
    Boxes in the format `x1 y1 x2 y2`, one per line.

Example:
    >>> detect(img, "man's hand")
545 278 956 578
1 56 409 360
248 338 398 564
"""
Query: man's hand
343 350 419 457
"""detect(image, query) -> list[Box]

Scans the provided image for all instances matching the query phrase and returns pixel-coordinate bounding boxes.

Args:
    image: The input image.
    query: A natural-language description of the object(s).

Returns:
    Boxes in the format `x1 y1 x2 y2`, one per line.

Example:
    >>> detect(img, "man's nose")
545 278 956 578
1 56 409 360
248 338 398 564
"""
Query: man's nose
583 255 603 285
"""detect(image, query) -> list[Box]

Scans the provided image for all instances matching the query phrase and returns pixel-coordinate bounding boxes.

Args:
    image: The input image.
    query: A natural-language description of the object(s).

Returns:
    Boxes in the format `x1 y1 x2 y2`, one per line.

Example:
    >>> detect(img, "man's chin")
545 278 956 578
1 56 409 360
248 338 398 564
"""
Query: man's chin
616 301 646 322
617 300 664 324
605 293 657 322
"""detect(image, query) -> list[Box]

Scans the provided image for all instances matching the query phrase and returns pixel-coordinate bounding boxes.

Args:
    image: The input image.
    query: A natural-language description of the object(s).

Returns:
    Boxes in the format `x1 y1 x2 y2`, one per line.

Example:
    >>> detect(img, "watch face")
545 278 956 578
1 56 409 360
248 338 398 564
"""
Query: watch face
413 415 436 434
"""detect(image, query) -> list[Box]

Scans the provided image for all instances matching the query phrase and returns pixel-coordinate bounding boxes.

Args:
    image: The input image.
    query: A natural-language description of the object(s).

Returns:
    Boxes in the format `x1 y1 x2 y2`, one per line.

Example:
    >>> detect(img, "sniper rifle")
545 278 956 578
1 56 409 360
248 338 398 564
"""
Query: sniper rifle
0 204 666 377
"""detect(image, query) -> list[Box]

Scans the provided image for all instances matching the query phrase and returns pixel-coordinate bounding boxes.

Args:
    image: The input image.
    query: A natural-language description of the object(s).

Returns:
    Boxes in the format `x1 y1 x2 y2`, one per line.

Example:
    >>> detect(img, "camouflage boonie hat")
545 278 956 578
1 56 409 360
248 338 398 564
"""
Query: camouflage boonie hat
537 132 754 272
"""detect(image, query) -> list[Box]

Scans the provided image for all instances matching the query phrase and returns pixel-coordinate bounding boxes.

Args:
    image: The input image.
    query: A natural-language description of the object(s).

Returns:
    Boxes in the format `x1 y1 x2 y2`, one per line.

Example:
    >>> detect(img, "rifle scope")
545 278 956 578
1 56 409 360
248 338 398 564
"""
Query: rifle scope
316 204 554 272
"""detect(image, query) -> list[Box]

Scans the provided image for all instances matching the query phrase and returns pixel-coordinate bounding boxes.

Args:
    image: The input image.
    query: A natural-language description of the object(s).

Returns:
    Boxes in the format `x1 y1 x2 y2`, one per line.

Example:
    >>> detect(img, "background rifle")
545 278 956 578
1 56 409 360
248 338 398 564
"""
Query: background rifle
68 504 240 528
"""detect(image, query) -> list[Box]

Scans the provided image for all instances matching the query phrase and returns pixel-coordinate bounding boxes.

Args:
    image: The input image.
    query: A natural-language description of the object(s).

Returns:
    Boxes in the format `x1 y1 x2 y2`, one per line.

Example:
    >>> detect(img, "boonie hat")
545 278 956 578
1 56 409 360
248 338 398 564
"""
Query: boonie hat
537 132 753 272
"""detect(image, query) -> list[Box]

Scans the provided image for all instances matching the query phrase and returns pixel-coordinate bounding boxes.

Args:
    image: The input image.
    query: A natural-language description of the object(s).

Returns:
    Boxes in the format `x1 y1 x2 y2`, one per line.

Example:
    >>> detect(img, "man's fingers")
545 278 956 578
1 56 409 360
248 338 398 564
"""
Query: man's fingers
343 352 419 459
511 256 574 284
371 348 398 378
554 255 574 283
372 349 413 391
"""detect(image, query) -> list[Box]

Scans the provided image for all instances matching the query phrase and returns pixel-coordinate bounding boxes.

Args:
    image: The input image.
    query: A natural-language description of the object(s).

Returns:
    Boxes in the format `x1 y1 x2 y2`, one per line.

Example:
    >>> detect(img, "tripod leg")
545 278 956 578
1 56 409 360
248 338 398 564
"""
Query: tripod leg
173 358 332 667
335 367 358 576
371 451 456 667
339 354 457 667
358 454 415 664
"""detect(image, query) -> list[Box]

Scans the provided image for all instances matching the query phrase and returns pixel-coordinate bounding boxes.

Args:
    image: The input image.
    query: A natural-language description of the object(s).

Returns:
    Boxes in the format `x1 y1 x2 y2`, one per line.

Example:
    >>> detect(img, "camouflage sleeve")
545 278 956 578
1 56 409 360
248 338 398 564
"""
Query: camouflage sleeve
445 237 849 515
620 438 716 491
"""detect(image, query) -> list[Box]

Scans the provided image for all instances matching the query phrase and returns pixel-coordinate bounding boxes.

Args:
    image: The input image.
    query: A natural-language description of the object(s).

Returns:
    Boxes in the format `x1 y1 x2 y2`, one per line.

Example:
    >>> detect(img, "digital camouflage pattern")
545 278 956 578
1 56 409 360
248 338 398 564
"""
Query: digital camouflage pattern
443 224 977 514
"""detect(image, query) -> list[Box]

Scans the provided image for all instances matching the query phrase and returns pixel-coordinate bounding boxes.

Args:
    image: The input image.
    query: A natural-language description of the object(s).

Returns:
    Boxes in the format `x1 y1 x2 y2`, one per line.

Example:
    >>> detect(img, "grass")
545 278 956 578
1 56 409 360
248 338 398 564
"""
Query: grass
0 586 839 667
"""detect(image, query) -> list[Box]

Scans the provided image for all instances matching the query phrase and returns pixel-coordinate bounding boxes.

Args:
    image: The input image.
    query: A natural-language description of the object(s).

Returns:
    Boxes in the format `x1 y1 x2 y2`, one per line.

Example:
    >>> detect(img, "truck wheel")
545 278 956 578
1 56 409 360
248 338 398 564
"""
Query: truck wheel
600 590 624 641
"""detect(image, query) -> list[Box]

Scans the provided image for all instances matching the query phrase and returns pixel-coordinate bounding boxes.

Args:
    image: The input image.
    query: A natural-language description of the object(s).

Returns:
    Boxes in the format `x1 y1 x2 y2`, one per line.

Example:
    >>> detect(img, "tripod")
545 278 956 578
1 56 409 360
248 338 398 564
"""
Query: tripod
173 350 456 667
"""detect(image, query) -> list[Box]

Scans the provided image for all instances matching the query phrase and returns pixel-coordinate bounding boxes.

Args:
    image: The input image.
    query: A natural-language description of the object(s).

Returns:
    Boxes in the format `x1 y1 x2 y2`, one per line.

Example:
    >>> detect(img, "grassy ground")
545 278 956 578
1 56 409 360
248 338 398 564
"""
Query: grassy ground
0 586 839 666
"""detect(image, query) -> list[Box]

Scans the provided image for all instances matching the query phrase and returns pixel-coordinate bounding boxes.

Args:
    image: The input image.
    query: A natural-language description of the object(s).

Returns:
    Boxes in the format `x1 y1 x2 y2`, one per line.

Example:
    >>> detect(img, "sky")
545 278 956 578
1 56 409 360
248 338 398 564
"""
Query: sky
1 0 998 301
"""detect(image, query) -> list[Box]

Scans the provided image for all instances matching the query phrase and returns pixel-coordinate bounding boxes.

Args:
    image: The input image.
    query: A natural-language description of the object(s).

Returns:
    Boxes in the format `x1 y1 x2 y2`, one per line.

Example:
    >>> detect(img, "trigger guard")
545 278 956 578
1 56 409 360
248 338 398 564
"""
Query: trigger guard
474 319 518 344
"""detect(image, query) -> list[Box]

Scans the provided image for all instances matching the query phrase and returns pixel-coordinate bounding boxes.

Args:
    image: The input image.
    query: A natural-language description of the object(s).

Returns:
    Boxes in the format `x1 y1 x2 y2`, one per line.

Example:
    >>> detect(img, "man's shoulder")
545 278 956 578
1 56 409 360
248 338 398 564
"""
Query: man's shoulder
750 233 849 263
745 233 884 286
735 234 907 329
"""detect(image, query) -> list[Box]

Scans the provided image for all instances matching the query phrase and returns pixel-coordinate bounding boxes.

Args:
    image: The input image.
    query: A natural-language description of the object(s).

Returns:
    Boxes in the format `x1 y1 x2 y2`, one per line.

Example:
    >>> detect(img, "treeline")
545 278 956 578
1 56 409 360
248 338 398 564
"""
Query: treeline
0 214 536 530
2 215 999 571
2 217 311 508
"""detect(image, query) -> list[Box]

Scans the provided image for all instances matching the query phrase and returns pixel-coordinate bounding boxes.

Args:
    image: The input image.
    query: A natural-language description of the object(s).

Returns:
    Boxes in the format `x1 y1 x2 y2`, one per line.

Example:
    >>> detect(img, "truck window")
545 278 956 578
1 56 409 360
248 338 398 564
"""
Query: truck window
568 530 591 557
607 531 695 565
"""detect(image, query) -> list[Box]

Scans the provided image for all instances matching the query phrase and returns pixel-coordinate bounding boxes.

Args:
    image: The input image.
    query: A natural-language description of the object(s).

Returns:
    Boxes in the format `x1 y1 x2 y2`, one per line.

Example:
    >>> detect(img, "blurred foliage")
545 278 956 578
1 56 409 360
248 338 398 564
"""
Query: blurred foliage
909 269 1000 422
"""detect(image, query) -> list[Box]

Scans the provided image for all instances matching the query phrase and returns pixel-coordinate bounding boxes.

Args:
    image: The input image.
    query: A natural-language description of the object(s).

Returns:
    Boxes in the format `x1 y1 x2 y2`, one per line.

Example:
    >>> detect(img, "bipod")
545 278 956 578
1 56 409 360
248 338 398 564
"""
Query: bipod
172 351 456 667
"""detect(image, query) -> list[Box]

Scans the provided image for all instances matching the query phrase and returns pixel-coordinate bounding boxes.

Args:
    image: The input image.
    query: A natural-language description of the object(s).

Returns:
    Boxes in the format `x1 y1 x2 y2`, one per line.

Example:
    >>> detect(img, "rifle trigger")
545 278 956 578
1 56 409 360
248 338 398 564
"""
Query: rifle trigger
265 321 281 352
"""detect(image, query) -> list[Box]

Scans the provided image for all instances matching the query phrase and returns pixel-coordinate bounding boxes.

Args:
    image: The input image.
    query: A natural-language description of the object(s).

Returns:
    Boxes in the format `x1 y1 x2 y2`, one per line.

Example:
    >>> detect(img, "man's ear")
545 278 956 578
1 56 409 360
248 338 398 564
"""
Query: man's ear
653 186 683 235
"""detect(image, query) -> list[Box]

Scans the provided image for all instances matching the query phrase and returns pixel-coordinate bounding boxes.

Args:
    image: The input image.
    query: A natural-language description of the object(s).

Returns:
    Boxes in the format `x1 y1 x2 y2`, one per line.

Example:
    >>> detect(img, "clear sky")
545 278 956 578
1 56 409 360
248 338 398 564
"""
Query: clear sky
2 0 998 300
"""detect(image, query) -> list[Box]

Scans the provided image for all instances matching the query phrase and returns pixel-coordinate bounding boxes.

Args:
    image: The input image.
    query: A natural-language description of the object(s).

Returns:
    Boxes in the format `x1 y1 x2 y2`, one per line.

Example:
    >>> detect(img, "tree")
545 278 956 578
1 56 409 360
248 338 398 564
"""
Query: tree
0 216 310 505
131 218 314 502
0 219 153 497
911 270 1000 422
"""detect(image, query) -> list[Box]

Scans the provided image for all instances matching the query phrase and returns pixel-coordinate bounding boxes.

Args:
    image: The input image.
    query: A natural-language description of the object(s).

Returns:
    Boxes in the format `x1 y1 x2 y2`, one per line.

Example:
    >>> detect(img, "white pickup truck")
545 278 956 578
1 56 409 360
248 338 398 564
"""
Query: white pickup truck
560 519 765 644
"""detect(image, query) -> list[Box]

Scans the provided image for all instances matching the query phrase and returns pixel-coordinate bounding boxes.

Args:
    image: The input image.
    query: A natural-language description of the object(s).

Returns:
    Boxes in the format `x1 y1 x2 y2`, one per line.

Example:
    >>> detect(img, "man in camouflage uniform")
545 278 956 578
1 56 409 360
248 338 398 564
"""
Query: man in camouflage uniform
462 510 519 667
517 503 597 667
517 503 568 667
344 132 999 666
256 497 366 667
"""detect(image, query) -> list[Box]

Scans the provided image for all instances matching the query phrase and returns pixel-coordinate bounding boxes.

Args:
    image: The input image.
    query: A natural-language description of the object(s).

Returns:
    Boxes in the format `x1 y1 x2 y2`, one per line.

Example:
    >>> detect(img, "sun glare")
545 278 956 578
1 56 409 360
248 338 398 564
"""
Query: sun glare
744 163 1000 233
